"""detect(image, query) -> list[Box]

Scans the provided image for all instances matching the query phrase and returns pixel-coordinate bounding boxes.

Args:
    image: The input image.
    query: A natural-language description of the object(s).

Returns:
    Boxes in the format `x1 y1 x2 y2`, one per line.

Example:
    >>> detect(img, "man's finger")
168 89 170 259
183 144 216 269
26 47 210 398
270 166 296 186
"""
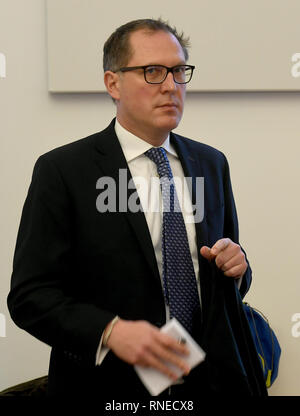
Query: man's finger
218 255 238 272
200 246 214 261
223 264 245 279
156 332 190 356
210 238 231 255
151 342 191 376
143 352 180 381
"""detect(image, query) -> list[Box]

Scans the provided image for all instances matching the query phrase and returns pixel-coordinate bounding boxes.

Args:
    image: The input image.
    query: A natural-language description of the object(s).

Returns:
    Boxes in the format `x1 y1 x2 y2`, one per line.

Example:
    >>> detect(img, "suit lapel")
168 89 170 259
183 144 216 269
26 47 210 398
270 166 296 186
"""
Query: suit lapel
93 119 161 283
171 132 213 321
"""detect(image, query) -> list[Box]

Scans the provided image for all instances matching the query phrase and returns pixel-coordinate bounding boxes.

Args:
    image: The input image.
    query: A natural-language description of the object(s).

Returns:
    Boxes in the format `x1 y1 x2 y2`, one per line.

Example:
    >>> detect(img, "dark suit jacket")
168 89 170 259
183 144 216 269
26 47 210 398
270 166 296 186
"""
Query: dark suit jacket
7 119 267 396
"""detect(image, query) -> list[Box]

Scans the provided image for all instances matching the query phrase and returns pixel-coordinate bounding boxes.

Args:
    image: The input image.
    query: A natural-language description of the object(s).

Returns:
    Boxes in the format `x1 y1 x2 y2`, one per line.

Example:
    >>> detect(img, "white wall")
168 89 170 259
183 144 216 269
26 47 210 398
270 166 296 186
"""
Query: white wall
46 0 300 92
1 0 300 395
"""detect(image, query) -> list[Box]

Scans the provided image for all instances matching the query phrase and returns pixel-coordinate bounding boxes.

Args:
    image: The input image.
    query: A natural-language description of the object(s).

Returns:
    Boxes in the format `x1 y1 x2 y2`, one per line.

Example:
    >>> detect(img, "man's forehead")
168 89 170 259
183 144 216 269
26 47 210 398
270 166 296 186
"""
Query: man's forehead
128 29 185 62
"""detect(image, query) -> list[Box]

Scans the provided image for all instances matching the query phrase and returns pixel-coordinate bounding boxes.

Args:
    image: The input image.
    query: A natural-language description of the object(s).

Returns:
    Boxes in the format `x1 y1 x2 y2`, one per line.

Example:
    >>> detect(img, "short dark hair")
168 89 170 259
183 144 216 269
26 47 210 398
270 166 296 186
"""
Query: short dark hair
103 18 190 73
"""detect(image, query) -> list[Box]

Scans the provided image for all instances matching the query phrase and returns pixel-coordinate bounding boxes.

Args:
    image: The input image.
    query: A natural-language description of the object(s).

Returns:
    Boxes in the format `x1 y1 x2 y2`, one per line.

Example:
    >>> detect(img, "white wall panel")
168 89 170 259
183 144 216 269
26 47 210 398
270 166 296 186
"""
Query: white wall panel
47 0 300 92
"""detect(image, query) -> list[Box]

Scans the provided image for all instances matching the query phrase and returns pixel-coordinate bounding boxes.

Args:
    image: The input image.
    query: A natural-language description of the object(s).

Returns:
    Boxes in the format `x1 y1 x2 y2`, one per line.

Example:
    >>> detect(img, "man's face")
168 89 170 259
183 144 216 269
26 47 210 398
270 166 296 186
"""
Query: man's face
111 30 187 143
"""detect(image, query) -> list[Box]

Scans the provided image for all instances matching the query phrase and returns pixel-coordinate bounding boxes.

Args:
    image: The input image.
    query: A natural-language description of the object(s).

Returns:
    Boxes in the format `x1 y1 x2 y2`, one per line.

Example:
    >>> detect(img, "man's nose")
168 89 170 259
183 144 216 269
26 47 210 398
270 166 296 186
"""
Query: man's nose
160 71 176 91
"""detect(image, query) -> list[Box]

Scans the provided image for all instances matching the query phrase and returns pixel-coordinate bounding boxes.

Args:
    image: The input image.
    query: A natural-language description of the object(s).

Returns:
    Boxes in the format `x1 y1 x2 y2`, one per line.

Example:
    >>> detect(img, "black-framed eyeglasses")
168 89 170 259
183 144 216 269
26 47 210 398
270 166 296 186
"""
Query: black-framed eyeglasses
115 64 195 84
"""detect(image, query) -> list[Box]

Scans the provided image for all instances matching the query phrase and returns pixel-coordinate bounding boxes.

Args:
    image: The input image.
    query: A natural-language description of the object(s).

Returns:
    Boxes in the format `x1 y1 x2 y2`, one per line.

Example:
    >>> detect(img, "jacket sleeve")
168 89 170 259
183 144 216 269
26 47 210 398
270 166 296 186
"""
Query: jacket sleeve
7 155 115 367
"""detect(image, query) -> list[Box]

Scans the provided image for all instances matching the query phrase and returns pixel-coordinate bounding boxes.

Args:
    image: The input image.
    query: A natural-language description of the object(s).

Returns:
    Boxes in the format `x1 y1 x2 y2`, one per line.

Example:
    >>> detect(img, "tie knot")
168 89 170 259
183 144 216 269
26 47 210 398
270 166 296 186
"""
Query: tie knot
144 147 168 167
145 147 173 181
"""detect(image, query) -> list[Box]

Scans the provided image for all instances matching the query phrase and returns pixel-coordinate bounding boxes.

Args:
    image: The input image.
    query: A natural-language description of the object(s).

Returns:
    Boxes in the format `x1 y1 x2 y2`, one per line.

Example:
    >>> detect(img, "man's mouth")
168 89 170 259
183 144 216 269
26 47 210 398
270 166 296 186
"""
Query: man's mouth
158 102 178 109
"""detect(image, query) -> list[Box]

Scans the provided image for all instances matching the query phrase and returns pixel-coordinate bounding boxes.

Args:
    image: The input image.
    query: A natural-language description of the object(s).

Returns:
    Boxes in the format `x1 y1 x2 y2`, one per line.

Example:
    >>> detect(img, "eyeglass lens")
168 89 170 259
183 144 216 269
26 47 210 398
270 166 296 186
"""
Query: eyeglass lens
145 66 192 84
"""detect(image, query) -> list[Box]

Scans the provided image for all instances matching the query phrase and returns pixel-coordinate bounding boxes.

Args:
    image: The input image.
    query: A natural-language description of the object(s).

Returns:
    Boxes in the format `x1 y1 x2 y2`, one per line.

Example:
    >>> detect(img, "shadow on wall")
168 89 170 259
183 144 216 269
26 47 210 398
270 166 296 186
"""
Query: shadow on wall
0 376 48 396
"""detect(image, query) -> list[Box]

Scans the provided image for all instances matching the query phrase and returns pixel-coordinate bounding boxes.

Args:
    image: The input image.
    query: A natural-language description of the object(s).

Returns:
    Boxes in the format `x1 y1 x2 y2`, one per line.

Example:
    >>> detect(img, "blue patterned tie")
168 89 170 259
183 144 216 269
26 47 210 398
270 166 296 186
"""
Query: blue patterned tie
145 147 200 333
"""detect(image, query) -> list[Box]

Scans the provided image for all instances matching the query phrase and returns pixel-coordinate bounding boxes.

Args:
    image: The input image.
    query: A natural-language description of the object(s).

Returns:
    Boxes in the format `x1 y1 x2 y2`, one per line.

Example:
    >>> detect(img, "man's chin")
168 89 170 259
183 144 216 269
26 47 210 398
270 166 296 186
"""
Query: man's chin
155 116 181 133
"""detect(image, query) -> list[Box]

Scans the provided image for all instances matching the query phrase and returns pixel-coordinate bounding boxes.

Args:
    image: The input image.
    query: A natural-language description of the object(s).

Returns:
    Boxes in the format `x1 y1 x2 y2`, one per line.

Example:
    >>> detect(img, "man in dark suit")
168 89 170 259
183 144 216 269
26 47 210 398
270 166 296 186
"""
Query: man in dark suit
8 19 267 396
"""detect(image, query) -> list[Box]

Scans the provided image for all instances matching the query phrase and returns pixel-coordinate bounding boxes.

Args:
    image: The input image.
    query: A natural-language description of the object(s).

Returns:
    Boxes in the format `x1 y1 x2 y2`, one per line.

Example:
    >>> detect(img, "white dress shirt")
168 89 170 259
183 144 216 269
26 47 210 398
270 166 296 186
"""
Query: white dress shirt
95 119 201 365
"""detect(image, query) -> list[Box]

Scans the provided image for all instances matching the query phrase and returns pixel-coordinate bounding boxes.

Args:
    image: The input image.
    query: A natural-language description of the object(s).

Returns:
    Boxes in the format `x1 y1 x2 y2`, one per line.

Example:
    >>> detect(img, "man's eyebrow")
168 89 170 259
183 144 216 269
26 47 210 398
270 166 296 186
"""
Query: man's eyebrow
143 62 187 67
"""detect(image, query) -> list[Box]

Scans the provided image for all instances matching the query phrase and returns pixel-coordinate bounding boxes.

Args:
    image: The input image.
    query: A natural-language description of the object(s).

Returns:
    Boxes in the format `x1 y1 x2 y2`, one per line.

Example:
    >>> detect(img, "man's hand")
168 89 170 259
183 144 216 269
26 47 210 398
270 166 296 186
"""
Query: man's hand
200 238 247 279
105 319 190 381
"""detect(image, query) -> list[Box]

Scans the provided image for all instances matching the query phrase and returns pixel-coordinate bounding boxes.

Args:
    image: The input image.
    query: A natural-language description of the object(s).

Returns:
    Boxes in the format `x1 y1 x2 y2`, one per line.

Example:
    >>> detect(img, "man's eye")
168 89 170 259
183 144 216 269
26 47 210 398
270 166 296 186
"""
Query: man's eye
146 67 159 74
174 66 185 73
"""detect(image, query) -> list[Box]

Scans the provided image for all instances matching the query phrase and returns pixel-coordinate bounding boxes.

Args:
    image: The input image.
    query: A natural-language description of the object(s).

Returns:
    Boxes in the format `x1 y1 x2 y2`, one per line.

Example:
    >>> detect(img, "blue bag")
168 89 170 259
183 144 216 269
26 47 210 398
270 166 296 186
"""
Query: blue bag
243 302 281 388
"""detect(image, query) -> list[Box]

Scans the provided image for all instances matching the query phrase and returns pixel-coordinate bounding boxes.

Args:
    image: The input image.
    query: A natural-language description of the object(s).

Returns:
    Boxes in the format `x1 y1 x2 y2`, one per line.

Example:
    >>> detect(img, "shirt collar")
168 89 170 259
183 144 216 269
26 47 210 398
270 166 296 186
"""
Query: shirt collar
115 119 178 163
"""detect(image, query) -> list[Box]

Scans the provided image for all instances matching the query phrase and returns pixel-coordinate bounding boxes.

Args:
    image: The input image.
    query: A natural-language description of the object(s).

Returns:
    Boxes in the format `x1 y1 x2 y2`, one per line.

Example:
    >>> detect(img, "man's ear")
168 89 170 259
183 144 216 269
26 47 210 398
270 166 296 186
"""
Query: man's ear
104 71 120 101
